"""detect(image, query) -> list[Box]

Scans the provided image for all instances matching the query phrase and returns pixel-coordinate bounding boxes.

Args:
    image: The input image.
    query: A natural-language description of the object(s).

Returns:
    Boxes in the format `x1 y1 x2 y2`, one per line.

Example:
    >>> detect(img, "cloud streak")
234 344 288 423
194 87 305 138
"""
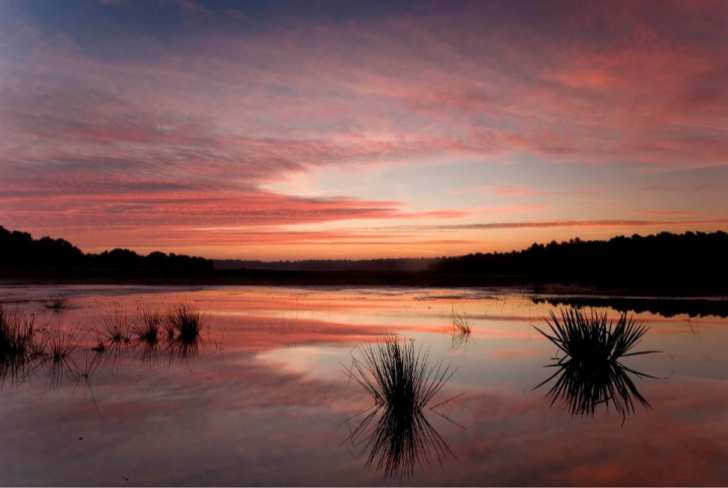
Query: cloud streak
397 218 728 232
1 0 727 256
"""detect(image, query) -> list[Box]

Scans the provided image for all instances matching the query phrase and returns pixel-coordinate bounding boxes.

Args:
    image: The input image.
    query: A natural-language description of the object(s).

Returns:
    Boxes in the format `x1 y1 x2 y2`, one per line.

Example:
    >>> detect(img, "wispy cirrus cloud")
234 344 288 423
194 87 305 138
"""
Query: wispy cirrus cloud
1 0 727 256
402 218 728 232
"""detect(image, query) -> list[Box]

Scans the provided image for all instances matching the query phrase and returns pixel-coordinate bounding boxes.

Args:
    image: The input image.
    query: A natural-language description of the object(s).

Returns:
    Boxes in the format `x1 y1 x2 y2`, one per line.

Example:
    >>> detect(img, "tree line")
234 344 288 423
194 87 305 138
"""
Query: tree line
3 225 727 294
0 226 213 272
430 231 728 292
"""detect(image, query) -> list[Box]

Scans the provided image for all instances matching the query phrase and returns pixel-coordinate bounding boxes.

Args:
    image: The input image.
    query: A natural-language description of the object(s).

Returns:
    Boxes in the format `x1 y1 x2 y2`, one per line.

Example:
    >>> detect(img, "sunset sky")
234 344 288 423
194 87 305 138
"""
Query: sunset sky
1 0 727 259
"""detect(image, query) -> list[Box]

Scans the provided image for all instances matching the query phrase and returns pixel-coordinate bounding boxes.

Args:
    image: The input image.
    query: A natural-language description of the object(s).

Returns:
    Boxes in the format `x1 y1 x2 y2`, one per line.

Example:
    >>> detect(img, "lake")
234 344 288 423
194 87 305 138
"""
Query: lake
1 285 727 486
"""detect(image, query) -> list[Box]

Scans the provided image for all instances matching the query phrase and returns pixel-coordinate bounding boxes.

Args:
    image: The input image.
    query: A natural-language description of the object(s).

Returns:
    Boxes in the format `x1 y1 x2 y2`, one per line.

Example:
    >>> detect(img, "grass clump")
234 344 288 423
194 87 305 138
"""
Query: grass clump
345 335 455 480
0 306 42 383
0 306 37 358
534 308 659 420
43 325 78 387
167 304 204 341
135 310 163 346
451 307 471 336
450 306 472 350
166 304 205 359
42 297 69 311
134 310 164 363
47 327 76 363
98 306 133 347
91 306 133 365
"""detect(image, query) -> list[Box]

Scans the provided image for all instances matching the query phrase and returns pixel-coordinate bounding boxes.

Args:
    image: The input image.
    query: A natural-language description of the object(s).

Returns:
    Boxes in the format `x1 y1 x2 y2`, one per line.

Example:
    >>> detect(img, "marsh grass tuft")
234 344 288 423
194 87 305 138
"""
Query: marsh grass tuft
134 310 164 363
91 306 134 368
135 310 162 346
451 307 471 336
450 306 472 350
345 335 456 479
98 306 133 347
42 297 69 311
0 306 43 383
0 306 36 357
43 325 78 387
534 308 660 420
167 304 205 359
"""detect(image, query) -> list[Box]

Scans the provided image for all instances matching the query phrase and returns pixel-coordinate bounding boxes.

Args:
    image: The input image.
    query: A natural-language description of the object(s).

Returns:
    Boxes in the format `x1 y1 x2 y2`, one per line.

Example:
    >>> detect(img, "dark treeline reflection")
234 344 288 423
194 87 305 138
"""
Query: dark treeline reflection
343 336 457 480
533 296 728 319
0 302 210 417
534 309 660 421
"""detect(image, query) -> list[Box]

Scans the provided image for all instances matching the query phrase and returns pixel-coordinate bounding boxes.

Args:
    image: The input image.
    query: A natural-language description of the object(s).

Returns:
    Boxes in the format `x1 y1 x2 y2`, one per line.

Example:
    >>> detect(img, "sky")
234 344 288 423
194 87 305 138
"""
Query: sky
1 0 727 260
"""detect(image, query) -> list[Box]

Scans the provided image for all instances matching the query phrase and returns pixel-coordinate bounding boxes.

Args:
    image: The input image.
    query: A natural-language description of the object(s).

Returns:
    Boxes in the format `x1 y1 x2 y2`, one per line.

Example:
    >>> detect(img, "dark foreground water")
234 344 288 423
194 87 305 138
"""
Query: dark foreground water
1 285 727 486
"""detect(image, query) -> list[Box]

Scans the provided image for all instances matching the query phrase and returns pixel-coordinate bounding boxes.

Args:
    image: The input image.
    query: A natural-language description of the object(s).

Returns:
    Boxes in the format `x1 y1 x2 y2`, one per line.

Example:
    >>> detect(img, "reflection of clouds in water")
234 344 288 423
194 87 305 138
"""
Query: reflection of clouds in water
472 380 728 485
1 287 728 485
0 348 368 486
5 374 728 485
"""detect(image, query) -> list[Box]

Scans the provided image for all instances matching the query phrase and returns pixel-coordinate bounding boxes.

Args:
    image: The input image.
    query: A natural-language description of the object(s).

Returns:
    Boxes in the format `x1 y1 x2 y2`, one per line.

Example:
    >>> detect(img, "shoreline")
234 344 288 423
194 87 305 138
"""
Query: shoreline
1 280 727 319
2 269 728 298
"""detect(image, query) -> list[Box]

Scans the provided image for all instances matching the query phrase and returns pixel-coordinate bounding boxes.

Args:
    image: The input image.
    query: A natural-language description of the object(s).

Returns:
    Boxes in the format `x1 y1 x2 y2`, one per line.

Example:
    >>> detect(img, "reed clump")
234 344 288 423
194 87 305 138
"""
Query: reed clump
0 306 43 382
0 306 37 358
135 310 163 346
43 325 78 386
42 297 69 311
98 307 133 347
534 308 659 420
451 307 471 336
346 335 455 479
166 304 205 359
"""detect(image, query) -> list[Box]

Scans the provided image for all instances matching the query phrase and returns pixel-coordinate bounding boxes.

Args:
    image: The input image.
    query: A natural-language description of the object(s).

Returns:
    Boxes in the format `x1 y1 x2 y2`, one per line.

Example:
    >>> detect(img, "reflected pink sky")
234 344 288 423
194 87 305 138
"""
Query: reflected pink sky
1 286 728 485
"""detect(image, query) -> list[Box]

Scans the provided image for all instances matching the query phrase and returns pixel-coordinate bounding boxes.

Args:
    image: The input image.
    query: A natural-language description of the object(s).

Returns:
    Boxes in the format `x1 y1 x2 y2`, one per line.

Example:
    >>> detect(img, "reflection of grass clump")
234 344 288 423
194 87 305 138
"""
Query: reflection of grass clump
346 335 455 479
534 308 659 420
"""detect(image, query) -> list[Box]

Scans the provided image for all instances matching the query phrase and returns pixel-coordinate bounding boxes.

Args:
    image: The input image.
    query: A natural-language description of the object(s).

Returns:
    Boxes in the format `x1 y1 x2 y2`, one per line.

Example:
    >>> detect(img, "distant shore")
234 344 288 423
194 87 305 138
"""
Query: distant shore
3 271 728 319
5 227 727 299
3 268 728 298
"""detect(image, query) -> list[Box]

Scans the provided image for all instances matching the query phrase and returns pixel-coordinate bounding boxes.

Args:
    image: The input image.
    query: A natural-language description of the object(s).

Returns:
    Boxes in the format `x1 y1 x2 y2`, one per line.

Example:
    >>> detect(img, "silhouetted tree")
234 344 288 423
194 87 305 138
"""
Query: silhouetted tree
0 226 213 272
430 231 728 293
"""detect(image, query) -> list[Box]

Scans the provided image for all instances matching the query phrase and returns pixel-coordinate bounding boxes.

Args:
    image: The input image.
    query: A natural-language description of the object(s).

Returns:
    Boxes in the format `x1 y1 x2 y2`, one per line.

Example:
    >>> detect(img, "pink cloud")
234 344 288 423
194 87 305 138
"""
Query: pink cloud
1 0 727 255
414 218 728 232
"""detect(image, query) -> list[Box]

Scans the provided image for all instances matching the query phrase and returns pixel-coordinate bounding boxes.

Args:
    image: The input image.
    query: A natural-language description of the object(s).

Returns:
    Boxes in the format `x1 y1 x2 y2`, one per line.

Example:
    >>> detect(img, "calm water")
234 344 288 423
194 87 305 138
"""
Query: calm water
1 285 728 486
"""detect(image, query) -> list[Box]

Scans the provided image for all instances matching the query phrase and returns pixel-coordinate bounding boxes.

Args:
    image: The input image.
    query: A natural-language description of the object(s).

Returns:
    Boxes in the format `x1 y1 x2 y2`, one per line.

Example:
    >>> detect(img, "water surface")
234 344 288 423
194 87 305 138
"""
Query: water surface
1 285 727 486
